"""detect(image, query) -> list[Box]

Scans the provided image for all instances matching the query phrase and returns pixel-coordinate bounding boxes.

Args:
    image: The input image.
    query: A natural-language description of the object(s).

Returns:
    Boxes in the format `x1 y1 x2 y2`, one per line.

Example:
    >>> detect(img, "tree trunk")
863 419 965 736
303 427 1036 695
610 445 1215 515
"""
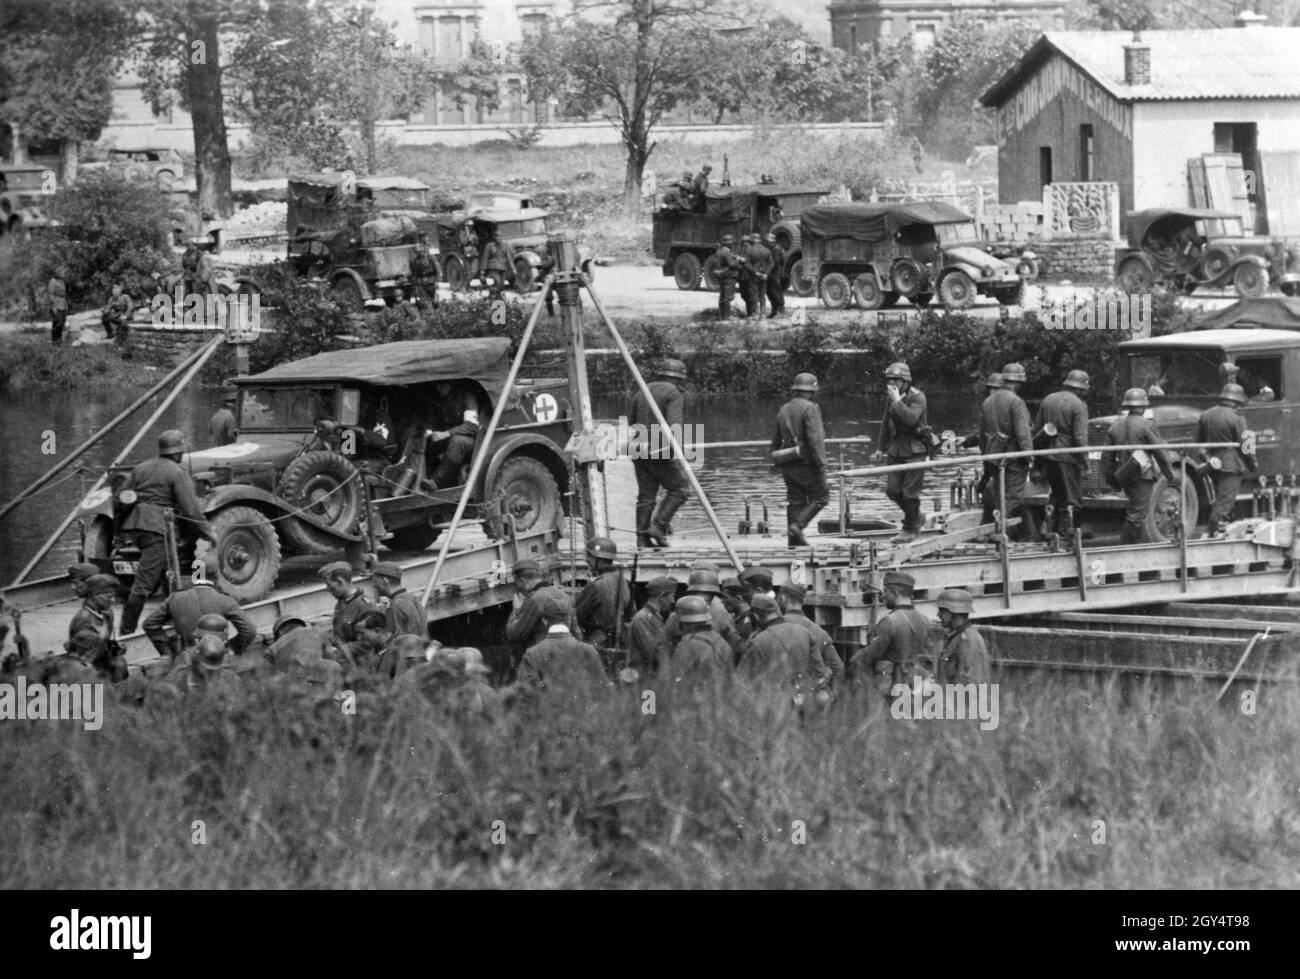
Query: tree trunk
60 139 79 188
187 17 233 219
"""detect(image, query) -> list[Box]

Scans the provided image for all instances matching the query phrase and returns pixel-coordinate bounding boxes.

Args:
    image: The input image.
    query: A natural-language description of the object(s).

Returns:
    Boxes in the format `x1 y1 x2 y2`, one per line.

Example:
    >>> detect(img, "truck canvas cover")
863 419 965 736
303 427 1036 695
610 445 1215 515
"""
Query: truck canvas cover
801 201 973 242
233 338 512 399
701 185 828 221
1197 297 1300 331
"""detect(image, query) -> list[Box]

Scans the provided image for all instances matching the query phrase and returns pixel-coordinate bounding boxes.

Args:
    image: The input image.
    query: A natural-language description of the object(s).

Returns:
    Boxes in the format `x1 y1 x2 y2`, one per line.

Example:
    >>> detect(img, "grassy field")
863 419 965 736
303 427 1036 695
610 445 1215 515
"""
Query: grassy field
2 672 1296 888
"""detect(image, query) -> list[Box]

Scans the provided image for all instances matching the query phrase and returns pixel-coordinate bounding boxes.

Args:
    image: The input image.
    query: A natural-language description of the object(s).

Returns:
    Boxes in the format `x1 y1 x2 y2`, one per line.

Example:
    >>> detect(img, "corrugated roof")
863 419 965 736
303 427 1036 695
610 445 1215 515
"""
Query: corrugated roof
982 27 1300 106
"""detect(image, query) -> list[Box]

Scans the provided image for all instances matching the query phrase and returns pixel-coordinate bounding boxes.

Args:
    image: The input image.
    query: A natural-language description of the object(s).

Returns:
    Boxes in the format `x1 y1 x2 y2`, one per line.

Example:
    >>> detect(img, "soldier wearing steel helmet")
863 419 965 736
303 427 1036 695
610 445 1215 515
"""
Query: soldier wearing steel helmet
116 430 217 635
142 552 255 658
1196 383 1257 537
874 362 930 543
663 568 742 653
773 372 829 547
977 362 1036 540
630 358 692 548
763 233 787 318
668 595 734 685
1033 369 1092 539
1104 388 1175 544
713 234 741 319
737 593 829 701
933 589 990 685
574 537 631 650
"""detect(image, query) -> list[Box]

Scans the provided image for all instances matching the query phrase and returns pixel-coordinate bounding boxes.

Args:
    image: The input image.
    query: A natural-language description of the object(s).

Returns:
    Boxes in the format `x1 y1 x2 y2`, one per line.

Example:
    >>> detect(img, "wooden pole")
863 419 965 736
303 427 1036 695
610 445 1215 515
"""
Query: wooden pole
0 340 212 522
10 337 224 586
419 275 553 607
836 442 1242 479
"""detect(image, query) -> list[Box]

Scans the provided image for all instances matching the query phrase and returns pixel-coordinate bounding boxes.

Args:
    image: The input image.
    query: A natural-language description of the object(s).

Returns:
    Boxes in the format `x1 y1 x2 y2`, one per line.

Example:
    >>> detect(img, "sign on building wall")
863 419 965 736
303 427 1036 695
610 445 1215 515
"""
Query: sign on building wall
997 55 1133 145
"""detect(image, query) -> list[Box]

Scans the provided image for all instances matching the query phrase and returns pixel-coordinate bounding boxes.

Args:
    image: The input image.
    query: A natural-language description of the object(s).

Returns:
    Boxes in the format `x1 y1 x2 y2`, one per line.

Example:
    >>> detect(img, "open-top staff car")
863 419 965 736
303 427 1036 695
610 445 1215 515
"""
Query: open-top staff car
1114 208 1300 298
652 184 828 291
798 201 1030 310
83 338 574 601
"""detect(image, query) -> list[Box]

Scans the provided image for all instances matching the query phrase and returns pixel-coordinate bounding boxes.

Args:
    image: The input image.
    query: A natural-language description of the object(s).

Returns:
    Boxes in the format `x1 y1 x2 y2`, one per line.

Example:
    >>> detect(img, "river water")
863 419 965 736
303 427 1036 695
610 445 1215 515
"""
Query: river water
0 387 982 583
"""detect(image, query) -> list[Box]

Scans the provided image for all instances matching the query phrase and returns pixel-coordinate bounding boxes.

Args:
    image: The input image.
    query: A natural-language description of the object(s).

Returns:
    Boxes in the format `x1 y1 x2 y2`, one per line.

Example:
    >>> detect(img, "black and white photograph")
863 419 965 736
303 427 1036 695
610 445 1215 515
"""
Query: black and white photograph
0 0 1296 933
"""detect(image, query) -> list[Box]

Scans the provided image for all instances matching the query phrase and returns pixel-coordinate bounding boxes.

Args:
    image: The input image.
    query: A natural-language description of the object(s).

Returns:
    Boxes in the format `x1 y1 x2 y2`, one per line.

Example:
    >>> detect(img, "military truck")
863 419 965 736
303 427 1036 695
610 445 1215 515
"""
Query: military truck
798 201 1029 310
434 207 594 293
1031 308 1300 541
0 164 53 236
285 173 441 309
85 338 574 602
652 184 828 291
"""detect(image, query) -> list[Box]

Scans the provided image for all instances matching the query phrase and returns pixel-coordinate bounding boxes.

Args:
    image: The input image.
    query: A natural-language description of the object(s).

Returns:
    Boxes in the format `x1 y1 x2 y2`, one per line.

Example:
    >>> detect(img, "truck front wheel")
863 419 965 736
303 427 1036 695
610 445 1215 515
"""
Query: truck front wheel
1142 473 1200 543
210 505 281 602
482 456 562 539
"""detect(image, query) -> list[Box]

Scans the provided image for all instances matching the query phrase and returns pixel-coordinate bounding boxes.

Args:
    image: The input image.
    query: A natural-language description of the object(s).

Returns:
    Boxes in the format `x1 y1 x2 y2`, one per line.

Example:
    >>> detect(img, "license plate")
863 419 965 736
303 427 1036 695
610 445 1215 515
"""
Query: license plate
1088 451 1102 461
113 561 138 575
376 279 397 288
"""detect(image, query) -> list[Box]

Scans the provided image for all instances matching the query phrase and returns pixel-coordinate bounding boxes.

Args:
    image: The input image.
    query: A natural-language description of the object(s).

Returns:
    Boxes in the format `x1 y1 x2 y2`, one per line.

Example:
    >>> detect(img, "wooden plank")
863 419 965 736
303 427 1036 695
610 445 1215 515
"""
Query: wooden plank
1148 602 1300 624
1188 157 1208 208
1257 151 1300 235
886 517 1017 564
1031 611 1299 635
1202 154 1252 229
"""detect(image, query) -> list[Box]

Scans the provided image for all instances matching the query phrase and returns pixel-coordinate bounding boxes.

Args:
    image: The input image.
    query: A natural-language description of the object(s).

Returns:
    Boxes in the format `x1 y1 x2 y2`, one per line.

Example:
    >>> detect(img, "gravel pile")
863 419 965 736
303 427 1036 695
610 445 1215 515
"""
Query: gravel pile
226 200 287 239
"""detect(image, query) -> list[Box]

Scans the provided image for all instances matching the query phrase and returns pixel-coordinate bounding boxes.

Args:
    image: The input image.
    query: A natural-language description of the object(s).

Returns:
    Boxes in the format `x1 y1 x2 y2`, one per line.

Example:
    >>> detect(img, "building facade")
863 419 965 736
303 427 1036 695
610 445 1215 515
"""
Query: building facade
980 26 1300 225
828 0 1066 53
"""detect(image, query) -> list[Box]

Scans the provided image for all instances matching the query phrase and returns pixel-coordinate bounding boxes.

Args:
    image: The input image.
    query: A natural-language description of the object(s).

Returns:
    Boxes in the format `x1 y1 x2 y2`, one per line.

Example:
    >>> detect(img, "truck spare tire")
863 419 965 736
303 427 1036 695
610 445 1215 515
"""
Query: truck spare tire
278 450 362 549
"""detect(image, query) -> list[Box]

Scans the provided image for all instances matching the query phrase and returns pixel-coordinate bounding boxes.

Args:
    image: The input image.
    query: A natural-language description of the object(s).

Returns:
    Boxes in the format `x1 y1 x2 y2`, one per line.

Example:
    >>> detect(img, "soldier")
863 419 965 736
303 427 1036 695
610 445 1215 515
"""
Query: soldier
178 633 244 698
733 566 775 638
661 182 687 212
372 561 428 639
1034 369 1091 538
516 592 608 697
66 562 102 599
101 282 132 345
451 647 501 720
482 231 513 300
574 537 631 650
776 582 844 692
977 362 1036 540
874 362 929 544
344 609 412 679
691 165 712 205
48 267 68 345
142 554 255 658
68 572 119 646
1103 388 1175 544
763 233 786 318
738 594 829 702
117 429 217 635
390 287 419 321
266 615 336 674
425 379 480 487
772 372 829 547
742 234 773 320
932 589 990 685
677 170 696 208
663 568 742 654
668 595 734 685
713 234 741 320
320 561 372 645
718 576 745 620
195 245 218 296
849 570 931 694
505 558 576 651
627 577 678 677
46 631 109 686
209 389 238 447
169 613 237 674
630 358 691 548
1197 383 1256 537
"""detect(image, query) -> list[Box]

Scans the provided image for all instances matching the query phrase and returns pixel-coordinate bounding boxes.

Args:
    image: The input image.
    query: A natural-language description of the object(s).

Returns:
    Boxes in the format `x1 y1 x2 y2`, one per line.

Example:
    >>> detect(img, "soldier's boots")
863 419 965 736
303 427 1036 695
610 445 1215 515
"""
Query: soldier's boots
647 496 685 547
890 500 922 543
788 501 824 547
636 502 656 549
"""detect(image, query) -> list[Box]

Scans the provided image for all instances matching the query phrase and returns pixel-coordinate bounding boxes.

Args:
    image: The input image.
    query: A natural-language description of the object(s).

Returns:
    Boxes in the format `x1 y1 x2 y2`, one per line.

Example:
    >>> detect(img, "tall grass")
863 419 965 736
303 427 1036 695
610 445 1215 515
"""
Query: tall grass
2 673 1296 888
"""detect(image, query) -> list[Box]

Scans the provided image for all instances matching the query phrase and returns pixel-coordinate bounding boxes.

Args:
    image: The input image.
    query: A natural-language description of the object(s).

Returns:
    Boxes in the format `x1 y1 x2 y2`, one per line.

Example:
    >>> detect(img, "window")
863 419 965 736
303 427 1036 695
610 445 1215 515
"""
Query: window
1124 351 1222 399
1079 124 1094 181
239 387 336 431
912 23 936 52
1039 146 1053 188
1233 357 1282 401
880 20 893 39
1213 122 1257 155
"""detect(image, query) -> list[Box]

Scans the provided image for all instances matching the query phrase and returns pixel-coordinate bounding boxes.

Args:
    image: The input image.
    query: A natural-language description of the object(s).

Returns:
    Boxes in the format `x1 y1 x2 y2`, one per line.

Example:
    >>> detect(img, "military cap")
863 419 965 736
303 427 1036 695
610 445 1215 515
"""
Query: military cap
935 588 973 614
512 558 542 576
537 590 574 620
195 613 229 635
882 570 915 589
686 569 722 595
739 566 774 588
371 561 403 581
749 593 781 621
778 581 807 603
719 576 742 593
195 634 228 669
83 573 120 594
319 561 353 581
645 577 679 596
459 646 491 674
675 595 711 624
67 562 101 582
272 615 307 639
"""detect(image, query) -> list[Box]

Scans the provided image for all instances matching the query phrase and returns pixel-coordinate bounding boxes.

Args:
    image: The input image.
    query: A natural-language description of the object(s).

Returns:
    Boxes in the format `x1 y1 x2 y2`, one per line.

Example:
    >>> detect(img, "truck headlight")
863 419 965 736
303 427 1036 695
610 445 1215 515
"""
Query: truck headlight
982 265 994 277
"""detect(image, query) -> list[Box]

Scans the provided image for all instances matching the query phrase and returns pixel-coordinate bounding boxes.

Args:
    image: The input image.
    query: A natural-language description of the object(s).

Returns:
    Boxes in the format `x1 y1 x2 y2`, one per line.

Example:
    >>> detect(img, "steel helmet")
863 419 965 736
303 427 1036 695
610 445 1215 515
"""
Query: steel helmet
675 595 711 624
935 588 974 614
1001 363 1027 383
657 358 688 381
1121 387 1150 409
195 613 229 636
195 634 228 668
719 234 734 245
587 536 618 561
272 615 307 638
1064 370 1091 391
885 362 912 382
791 372 819 393
984 373 1004 389
686 569 722 595
158 429 186 455
459 646 491 674
1219 383 1248 405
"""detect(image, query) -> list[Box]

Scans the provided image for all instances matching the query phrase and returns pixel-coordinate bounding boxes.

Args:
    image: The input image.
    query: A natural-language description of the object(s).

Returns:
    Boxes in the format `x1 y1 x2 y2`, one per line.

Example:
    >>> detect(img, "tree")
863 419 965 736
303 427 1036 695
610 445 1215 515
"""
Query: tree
0 0 132 183
519 0 726 216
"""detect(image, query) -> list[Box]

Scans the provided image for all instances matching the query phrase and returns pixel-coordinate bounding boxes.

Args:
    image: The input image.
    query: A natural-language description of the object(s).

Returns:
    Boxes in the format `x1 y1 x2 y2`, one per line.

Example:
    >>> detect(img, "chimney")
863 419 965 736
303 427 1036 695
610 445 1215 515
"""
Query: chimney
1234 10 1267 27
1123 31 1150 86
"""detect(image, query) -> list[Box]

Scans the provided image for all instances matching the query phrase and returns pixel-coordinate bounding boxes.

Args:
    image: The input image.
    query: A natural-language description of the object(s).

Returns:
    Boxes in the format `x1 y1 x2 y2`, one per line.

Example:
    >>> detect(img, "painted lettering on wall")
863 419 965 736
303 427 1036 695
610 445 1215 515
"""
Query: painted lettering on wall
997 54 1133 145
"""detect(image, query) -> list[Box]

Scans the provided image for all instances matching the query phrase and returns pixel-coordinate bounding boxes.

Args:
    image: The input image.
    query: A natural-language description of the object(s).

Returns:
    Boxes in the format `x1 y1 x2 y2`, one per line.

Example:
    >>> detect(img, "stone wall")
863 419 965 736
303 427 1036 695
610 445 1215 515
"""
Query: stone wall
1029 238 1116 282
